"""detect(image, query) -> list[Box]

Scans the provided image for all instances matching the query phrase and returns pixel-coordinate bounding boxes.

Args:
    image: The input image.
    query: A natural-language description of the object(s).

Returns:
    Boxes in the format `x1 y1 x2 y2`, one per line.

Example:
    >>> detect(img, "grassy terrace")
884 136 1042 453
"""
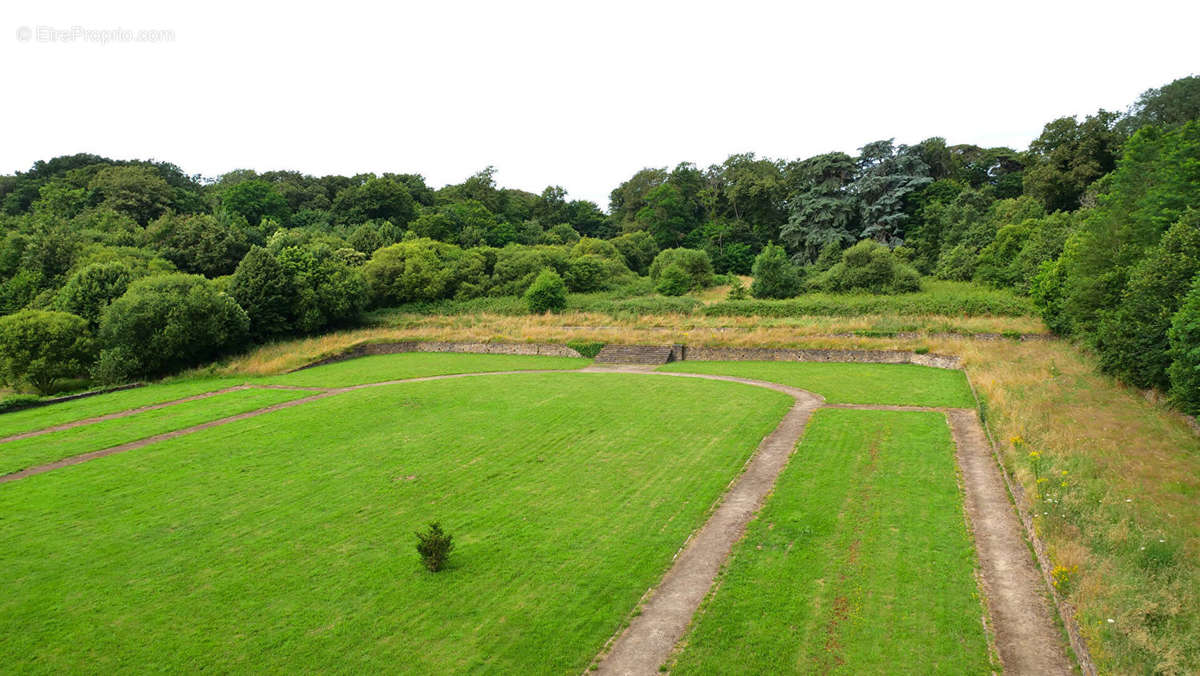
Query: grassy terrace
0 372 791 672
0 378 245 439
204 316 1200 672
658 361 975 408
0 387 314 476
258 352 588 388
671 409 993 674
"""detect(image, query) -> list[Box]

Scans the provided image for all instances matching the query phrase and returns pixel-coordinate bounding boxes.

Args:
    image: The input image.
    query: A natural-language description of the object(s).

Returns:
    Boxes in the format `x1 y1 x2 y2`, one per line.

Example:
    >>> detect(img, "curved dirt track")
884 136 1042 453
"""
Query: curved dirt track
0 365 1073 675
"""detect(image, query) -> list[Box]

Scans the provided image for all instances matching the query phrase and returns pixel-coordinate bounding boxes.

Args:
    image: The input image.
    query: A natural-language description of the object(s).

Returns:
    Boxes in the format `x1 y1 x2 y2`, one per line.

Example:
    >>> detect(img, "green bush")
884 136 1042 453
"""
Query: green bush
490 244 570 296
611 231 659 275
571 237 622 260
524 268 567 314
564 339 605 358
231 246 294 340
0 393 43 414
54 261 133 326
656 263 692 296
749 243 803 299
96 274 249 382
814 240 922 294
0 310 93 394
144 212 251 278
1169 274 1200 414
363 238 485 306
415 522 454 572
726 276 749 300
276 245 369 331
649 248 714 289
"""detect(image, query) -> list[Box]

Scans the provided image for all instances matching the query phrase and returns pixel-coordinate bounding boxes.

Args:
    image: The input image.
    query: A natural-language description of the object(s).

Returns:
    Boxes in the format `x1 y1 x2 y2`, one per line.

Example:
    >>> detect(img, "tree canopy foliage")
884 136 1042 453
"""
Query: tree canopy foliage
2 74 1198 403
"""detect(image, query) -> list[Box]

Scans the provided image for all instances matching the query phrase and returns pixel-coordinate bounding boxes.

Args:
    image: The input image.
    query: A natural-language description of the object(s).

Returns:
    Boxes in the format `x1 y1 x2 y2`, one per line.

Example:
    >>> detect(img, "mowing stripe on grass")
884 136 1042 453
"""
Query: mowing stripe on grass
0 379 250 438
0 388 319 477
0 385 327 445
0 370 583 485
667 409 993 675
656 361 976 408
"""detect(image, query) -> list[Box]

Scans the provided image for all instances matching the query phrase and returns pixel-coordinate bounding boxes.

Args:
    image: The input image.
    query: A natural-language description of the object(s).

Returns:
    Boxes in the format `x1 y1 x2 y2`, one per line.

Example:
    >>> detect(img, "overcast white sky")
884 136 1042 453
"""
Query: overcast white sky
2 0 1196 207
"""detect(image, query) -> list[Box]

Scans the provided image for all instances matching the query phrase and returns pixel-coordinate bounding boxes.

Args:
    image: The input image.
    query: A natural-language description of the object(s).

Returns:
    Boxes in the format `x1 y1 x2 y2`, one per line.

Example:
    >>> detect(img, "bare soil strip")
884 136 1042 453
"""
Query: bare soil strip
0 366 1074 675
946 408 1073 675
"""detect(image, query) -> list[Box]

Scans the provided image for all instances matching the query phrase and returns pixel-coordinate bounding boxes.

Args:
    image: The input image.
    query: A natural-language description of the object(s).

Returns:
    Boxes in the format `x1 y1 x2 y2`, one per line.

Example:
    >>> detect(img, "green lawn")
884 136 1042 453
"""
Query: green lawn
658 361 975 407
0 378 246 439
0 372 790 673
0 387 314 476
670 409 992 674
258 352 589 387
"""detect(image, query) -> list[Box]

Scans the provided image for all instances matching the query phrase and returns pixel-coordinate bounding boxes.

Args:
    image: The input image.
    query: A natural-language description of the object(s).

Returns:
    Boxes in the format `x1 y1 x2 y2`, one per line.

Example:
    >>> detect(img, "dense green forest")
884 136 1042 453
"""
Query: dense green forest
2 76 1198 408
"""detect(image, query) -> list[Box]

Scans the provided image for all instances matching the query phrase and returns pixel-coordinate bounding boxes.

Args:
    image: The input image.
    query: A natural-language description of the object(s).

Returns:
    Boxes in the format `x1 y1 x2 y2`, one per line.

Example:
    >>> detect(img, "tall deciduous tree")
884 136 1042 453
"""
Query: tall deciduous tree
0 310 93 394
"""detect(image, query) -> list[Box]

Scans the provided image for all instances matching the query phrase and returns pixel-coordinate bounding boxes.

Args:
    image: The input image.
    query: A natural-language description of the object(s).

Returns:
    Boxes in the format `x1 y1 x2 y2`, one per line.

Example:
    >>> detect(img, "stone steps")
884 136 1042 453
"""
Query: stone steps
593 344 676 365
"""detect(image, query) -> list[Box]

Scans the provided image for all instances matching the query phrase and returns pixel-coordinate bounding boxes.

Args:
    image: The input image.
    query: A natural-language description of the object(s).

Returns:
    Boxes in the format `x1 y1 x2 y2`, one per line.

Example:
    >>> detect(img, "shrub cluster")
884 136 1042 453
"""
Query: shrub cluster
812 240 921 294
648 248 714 291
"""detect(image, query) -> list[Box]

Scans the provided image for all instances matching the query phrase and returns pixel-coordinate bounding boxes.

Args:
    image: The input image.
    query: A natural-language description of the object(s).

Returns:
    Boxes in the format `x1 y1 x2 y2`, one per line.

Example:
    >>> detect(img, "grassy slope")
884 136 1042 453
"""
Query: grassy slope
672 409 992 675
704 279 1034 318
658 361 975 408
0 373 790 673
0 388 314 475
0 378 245 438
258 352 588 387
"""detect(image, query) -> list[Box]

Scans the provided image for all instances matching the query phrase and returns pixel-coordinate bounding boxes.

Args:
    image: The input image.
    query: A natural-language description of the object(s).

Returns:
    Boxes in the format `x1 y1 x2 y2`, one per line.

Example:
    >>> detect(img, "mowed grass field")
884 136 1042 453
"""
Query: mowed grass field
657 361 975 408
671 409 993 674
0 371 792 673
0 387 314 475
257 352 588 387
1 354 589 477
0 378 246 439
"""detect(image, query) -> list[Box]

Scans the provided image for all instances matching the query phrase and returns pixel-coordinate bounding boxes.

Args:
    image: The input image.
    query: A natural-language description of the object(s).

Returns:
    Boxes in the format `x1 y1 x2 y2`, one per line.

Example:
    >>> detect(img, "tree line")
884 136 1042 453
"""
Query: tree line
0 76 1198 407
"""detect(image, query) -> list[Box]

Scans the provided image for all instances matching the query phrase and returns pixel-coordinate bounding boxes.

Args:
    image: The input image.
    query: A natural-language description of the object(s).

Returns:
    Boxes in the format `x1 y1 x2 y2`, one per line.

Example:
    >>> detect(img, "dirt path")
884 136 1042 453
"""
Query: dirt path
946 408 1073 675
585 366 823 674
0 366 1075 674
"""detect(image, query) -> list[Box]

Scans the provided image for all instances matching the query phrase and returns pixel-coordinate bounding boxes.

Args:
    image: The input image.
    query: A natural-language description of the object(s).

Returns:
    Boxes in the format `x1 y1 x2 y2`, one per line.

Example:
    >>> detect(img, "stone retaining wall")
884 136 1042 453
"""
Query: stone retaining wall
671 345 961 370
292 341 584 371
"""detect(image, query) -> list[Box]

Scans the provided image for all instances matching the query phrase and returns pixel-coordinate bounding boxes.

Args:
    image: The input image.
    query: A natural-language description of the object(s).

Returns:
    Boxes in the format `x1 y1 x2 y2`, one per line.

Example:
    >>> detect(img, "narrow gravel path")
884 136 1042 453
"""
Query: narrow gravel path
947 408 1073 675
585 367 823 675
0 365 1075 675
